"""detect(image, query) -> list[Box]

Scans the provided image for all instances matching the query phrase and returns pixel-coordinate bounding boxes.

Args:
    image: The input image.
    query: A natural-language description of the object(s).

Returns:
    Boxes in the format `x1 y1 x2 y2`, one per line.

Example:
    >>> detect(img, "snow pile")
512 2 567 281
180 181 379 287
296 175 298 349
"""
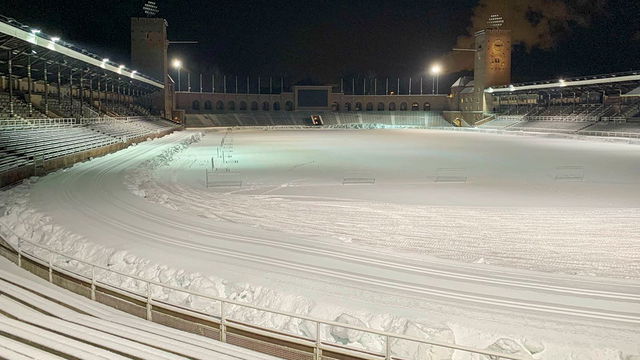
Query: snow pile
125 132 203 199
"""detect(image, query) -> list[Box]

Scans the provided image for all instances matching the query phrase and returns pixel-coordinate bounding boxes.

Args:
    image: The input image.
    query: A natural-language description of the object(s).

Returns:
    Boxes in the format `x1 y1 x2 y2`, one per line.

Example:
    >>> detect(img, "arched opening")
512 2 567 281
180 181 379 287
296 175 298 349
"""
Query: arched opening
388 102 396 111
192 100 200 110
411 102 419 111
216 100 224 110
355 102 362 111
332 102 339 111
262 101 270 111
251 101 259 110
204 100 212 110
239 101 247 110
400 102 408 111
377 102 385 111
285 101 294 111
366 102 373 111
273 102 281 111
423 102 431 111
344 102 352 111
228 101 236 111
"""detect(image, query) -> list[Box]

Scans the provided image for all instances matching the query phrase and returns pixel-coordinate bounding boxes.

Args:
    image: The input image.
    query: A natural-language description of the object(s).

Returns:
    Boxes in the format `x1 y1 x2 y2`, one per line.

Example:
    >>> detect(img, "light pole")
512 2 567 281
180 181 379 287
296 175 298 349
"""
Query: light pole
430 64 442 94
172 59 182 91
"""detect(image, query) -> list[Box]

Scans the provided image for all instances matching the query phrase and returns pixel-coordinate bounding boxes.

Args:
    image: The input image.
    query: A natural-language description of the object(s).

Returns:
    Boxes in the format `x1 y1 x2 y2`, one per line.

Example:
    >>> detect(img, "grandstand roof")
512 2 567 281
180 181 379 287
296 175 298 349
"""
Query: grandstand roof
0 15 163 91
487 71 640 96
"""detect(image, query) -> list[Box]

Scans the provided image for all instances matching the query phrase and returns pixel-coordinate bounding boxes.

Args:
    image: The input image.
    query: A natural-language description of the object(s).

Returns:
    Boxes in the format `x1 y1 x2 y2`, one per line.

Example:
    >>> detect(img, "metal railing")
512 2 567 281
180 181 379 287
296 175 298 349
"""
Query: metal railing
0 117 79 129
0 222 527 360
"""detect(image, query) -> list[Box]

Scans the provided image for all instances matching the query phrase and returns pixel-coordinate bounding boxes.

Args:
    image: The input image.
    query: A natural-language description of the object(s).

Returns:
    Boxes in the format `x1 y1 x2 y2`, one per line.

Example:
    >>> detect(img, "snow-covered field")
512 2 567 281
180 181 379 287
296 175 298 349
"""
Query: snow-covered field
1 128 640 359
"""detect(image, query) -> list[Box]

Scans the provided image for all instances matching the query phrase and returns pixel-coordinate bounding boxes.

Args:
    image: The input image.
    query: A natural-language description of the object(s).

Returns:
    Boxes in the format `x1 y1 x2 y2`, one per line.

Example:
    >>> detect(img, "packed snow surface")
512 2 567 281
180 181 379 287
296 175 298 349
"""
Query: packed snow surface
1 128 640 359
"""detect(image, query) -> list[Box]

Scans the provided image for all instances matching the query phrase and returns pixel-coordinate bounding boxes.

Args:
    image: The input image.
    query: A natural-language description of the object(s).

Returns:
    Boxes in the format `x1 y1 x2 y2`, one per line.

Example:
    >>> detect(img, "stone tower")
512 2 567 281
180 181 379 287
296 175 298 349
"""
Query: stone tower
473 14 512 113
131 16 173 119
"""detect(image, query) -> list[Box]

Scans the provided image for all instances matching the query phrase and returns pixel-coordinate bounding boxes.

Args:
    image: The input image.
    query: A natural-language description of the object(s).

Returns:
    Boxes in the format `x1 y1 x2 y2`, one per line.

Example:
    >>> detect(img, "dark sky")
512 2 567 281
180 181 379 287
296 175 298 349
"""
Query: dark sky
2 0 639 88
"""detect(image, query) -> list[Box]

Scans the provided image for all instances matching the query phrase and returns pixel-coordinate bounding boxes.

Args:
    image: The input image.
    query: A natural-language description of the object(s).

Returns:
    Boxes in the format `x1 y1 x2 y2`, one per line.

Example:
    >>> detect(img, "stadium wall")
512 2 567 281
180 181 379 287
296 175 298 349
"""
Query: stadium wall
176 92 452 113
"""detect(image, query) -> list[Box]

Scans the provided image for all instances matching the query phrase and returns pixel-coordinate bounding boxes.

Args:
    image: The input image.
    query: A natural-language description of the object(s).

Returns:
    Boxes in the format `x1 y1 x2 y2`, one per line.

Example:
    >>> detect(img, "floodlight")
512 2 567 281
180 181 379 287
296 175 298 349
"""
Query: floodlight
430 64 442 75
102 58 109 62
31 29 40 34
51 37 60 42
172 59 182 69
559 79 567 87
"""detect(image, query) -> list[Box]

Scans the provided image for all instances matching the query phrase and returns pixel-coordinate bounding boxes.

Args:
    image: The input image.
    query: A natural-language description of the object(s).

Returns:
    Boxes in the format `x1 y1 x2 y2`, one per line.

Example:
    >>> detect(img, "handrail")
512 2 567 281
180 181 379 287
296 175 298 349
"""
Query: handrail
0 221 528 360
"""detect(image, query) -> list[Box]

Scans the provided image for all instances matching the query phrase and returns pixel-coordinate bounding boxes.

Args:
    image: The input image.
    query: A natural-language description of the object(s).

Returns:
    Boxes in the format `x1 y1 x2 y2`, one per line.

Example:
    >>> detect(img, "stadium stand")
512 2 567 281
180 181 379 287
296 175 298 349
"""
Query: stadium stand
581 119 640 134
0 93 47 119
478 115 524 129
0 257 279 360
0 118 178 179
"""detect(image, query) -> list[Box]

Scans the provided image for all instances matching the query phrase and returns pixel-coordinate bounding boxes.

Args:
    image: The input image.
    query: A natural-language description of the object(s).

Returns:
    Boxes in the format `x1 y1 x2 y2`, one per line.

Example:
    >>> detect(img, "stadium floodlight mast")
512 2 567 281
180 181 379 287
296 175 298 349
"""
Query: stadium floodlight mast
430 63 442 94
172 59 182 91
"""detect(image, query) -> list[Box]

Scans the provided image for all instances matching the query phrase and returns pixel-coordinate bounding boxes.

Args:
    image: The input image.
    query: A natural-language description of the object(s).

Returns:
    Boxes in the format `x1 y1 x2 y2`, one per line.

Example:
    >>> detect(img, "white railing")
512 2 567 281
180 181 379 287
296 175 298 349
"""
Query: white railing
523 115 597 122
0 222 526 360
0 118 79 129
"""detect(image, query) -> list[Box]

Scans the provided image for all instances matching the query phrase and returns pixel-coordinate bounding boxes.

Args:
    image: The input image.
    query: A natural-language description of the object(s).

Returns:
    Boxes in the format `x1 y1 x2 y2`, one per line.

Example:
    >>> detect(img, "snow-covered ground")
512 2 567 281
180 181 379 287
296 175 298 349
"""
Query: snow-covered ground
1 128 639 359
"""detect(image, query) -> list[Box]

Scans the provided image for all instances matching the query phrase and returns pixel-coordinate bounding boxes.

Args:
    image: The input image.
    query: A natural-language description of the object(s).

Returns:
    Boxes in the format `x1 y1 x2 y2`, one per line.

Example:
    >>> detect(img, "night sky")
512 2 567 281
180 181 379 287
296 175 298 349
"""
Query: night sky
2 0 639 88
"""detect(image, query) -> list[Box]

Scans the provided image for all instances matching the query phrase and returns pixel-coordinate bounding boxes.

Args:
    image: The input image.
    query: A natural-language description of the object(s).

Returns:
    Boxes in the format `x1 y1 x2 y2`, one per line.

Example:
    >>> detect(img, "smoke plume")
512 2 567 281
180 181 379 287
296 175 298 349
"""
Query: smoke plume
443 0 606 73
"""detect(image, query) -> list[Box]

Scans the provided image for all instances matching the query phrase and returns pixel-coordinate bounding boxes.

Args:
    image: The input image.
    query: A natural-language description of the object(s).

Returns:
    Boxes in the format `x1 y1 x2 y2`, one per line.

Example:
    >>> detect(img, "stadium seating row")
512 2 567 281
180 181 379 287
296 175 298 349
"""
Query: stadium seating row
0 257 278 360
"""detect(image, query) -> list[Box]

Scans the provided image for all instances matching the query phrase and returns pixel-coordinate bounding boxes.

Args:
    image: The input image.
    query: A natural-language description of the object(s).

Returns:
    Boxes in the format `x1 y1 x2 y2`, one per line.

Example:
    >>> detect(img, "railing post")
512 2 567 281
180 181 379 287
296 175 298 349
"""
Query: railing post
90 265 96 300
17 237 22 267
220 301 227 342
48 252 53 282
315 321 322 360
385 335 391 360
146 281 152 321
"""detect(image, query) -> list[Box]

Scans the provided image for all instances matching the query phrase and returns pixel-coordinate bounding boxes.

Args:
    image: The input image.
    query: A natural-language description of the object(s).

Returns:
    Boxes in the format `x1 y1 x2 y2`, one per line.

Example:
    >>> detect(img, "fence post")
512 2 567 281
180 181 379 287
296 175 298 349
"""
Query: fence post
90 265 96 300
315 321 322 360
48 252 53 282
146 281 152 321
220 301 227 342
17 237 22 267
385 335 391 360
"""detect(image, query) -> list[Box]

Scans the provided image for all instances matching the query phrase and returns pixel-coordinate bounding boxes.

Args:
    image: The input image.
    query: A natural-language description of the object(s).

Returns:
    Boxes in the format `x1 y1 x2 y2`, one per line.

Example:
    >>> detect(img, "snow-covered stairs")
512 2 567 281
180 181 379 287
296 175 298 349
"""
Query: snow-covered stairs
0 263 282 360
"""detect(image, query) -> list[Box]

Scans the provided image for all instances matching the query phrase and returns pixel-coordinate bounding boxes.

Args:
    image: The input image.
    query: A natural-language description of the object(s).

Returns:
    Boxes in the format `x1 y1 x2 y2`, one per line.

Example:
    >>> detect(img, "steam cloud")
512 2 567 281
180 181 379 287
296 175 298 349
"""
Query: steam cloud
442 0 606 73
